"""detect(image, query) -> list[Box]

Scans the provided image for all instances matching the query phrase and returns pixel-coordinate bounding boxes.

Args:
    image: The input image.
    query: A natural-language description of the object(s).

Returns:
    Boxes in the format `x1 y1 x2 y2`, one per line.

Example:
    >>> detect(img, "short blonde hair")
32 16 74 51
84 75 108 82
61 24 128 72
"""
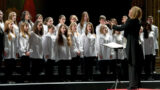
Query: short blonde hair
129 6 142 20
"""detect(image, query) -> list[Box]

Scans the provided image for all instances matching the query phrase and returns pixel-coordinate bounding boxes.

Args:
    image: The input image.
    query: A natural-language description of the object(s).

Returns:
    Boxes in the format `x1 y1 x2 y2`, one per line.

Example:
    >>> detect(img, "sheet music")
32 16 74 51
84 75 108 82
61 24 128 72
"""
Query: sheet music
103 42 123 49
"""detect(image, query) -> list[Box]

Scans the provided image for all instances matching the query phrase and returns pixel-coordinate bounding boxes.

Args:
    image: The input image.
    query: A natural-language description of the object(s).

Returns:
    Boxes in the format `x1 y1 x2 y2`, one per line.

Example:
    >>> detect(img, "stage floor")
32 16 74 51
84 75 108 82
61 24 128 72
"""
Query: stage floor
0 80 160 90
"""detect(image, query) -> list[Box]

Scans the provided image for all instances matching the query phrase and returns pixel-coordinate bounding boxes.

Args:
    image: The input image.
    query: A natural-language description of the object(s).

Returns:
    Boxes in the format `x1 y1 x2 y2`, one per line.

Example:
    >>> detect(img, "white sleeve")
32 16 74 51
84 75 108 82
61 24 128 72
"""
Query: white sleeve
79 35 84 56
72 37 79 53
19 35 26 54
29 32 34 53
4 35 9 54
42 36 51 57
96 26 99 35
154 26 159 39
77 23 81 34
99 37 104 56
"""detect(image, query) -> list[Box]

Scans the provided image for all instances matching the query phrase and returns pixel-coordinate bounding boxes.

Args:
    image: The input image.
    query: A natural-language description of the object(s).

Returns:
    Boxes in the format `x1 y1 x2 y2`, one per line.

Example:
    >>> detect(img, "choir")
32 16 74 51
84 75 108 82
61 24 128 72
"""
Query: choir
0 10 159 82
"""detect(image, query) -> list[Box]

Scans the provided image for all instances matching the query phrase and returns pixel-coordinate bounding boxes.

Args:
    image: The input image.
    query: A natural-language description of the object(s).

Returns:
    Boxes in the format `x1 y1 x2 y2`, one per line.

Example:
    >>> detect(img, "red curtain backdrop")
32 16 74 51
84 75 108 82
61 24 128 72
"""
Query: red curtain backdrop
23 0 36 22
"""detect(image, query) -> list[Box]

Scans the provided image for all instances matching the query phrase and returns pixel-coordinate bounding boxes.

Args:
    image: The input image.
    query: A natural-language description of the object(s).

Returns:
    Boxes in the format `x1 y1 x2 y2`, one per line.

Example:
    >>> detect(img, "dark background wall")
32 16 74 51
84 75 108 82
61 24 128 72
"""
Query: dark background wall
0 0 132 26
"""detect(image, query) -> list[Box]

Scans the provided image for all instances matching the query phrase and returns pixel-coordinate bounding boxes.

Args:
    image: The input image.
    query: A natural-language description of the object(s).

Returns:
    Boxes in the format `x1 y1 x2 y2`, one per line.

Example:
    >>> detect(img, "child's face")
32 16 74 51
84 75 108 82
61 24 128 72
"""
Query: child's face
103 27 107 34
24 25 29 32
70 17 76 23
147 18 153 24
87 24 92 33
60 17 66 24
84 14 88 21
61 26 66 34
37 22 43 31
71 25 77 32
49 28 54 34
12 13 17 22
47 18 53 26
100 19 106 25
37 16 43 22
8 22 14 30
25 13 30 20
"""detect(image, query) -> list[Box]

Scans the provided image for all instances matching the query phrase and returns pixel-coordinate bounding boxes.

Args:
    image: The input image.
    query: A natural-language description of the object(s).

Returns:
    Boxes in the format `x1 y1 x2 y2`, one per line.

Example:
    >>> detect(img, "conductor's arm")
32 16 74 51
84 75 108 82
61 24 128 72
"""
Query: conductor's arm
112 19 130 31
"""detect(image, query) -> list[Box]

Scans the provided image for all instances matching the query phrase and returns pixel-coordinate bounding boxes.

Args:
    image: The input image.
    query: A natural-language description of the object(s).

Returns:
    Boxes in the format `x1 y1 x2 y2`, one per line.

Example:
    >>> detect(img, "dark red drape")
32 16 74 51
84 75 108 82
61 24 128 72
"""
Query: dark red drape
23 0 36 22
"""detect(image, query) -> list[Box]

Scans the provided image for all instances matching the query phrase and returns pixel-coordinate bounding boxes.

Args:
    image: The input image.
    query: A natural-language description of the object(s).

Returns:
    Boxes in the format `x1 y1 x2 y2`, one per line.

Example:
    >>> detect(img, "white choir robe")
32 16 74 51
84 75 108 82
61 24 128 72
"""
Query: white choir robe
56 35 71 61
95 24 111 53
42 33 57 60
0 22 4 31
70 32 81 58
79 33 97 57
139 32 145 58
98 33 112 60
4 32 18 59
77 22 87 35
112 34 127 60
43 24 48 35
29 31 43 59
143 31 155 55
18 33 30 57
151 25 159 55
56 23 62 36
13 24 19 53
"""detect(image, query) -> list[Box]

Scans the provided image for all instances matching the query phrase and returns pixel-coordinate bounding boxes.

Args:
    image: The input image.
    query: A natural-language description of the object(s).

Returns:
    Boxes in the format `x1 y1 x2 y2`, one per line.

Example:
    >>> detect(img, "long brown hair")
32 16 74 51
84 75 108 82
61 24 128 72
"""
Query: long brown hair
57 24 72 46
32 21 43 36
80 11 89 29
85 22 94 35
20 22 30 38
4 20 15 40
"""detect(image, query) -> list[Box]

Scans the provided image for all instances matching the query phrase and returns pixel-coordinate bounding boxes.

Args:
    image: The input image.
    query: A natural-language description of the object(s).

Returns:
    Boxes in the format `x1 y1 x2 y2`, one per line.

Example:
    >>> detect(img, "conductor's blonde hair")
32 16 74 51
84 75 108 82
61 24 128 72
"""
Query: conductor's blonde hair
129 6 142 20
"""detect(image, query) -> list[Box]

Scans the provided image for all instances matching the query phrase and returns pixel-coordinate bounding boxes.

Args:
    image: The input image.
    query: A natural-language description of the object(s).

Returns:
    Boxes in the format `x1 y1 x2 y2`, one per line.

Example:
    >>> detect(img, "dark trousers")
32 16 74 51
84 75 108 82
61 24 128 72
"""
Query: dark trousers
99 60 109 80
4 59 16 80
70 56 80 81
20 56 30 75
58 60 70 81
31 58 44 81
144 55 153 77
45 59 55 76
128 63 142 89
84 57 96 80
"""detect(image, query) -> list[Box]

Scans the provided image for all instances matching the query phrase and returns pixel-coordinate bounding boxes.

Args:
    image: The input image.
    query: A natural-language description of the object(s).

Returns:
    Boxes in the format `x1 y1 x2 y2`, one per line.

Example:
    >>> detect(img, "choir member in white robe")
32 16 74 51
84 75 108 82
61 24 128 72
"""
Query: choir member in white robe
80 22 96 80
77 11 89 35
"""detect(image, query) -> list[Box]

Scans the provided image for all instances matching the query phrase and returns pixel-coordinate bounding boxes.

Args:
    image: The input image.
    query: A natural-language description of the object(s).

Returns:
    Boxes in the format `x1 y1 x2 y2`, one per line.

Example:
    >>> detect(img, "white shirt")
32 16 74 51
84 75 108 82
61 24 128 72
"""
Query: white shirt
43 33 57 60
56 23 62 35
18 32 30 57
13 24 19 52
70 32 81 58
80 33 97 57
0 22 4 31
112 34 127 60
143 31 155 55
4 32 17 59
29 31 43 59
56 35 71 61
77 22 87 35
98 33 112 60
151 25 159 51
43 24 48 35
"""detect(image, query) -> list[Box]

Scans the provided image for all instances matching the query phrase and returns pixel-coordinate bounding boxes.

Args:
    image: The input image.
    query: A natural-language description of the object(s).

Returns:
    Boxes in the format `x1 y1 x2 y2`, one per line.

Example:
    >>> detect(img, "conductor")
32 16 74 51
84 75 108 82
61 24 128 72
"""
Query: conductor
112 6 144 89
